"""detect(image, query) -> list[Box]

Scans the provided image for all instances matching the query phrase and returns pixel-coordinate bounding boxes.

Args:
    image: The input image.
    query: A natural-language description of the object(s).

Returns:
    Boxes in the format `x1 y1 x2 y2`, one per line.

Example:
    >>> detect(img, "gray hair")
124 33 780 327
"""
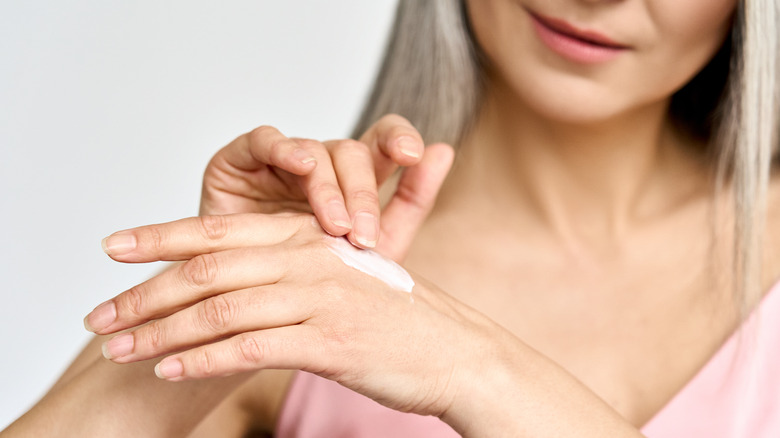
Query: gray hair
353 0 780 311
715 0 779 312
351 0 480 145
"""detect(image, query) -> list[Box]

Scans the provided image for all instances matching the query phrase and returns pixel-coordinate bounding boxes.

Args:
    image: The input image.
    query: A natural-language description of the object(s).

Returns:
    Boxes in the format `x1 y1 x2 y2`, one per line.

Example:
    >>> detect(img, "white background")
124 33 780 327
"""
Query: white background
0 0 397 428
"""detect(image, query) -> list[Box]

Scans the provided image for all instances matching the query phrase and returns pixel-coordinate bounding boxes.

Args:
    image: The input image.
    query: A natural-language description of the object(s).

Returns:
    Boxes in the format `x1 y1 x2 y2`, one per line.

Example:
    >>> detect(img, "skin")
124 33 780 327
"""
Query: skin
197 115 437 257
2 126 454 438
7 0 780 436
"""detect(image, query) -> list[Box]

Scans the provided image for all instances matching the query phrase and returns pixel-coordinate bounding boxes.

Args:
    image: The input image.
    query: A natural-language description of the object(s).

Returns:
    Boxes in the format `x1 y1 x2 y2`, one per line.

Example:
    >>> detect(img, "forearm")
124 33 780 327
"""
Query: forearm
45 335 109 395
47 264 184 394
2 344 249 437
441 338 644 438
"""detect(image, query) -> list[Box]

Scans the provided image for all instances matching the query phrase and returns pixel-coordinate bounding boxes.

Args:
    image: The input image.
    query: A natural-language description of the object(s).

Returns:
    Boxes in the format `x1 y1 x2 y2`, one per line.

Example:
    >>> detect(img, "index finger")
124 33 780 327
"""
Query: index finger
358 114 425 183
216 125 318 176
99 213 313 263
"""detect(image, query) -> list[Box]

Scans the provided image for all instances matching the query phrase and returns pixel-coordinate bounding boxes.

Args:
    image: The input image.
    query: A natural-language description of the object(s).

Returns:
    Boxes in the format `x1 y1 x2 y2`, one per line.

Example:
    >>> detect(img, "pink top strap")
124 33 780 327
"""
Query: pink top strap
277 283 780 437
641 281 780 437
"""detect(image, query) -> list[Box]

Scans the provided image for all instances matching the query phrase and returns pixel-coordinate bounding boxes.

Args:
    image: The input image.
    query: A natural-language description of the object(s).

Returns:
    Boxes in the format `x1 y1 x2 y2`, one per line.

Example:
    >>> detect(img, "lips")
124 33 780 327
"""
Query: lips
529 11 629 50
525 8 630 64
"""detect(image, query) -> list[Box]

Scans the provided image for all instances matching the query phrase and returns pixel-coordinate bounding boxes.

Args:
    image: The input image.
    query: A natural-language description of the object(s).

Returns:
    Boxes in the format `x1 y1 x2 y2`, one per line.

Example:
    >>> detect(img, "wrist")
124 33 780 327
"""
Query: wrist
439 332 643 438
439 331 531 437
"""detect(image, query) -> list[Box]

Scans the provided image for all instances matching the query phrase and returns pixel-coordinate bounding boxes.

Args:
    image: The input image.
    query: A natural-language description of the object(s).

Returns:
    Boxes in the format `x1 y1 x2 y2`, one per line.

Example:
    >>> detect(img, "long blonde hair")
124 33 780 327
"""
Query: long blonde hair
353 0 780 309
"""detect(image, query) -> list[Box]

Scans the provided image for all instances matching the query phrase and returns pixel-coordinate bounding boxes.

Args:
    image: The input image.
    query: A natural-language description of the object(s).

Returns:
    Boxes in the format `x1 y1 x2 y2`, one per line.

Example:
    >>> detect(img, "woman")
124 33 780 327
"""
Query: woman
4 0 779 436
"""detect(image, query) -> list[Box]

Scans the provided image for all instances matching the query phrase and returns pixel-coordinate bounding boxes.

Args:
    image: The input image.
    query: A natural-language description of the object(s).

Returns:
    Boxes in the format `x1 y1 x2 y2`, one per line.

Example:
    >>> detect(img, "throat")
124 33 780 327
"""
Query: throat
439 92 711 251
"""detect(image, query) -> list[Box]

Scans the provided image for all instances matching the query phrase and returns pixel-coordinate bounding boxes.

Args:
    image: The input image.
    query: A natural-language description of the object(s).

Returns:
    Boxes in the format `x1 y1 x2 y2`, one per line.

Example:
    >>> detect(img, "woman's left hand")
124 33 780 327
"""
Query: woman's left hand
84 212 506 417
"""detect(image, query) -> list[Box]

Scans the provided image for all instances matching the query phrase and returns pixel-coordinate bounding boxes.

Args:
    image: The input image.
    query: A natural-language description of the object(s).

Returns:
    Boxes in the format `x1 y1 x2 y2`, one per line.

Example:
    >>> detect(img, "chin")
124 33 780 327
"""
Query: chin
507 72 640 126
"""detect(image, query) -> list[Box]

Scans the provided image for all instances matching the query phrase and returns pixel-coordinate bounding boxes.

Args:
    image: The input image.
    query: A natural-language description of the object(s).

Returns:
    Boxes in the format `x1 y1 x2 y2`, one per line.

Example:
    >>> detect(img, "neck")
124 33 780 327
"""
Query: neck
436 85 710 253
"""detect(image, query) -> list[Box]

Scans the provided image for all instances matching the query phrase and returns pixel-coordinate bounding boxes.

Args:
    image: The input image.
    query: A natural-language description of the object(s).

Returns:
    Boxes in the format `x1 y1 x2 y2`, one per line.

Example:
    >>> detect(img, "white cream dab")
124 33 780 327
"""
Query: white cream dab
324 236 415 293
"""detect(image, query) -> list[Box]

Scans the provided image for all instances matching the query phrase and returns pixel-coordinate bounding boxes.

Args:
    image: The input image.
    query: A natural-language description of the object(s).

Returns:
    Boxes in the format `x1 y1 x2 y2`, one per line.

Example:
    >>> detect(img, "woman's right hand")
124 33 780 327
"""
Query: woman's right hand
199 114 454 261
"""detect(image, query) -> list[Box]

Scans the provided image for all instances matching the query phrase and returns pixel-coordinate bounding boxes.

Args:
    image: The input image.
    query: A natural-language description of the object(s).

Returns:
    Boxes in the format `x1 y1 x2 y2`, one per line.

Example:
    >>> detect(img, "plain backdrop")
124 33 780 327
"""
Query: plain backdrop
0 0 397 428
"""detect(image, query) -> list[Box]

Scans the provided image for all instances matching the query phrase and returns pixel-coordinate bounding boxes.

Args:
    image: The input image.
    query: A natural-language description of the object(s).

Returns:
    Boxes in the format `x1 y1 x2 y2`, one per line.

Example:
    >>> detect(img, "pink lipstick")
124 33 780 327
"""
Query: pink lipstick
527 9 630 64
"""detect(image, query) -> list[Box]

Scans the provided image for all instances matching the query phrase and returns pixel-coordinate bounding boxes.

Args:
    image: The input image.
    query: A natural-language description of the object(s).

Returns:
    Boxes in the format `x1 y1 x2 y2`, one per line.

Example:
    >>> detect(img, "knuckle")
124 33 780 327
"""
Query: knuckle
197 215 229 242
199 295 236 333
267 139 287 163
350 188 380 208
181 253 220 289
119 285 146 319
394 182 431 212
381 113 414 129
290 216 327 242
144 321 166 353
296 139 321 151
319 319 356 351
249 126 292 165
390 125 420 142
308 181 341 199
193 349 218 377
317 278 348 304
143 226 164 253
319 276 342 292
236 334 267 365
248 125 276 144
381 113 405 124
375 114 398 127
332 139 369 157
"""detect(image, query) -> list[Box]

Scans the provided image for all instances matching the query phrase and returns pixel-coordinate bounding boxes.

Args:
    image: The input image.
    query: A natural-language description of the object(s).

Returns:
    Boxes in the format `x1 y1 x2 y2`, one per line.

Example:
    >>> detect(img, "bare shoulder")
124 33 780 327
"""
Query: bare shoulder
188 369 296 438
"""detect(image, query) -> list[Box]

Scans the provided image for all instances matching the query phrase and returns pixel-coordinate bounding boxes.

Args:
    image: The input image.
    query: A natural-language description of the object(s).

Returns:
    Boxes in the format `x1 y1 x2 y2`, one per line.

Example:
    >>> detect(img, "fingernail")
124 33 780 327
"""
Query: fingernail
397 137 420 159
83 301 117 333
293 148 316 165
353 212 378 248
155 358 183 379
102 333 134 360
101 233 137 256
328 202 352 230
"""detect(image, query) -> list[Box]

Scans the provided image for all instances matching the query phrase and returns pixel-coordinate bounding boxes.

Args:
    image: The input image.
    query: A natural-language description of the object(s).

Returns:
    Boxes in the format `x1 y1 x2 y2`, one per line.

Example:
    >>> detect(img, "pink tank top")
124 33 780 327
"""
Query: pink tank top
277 282 780 437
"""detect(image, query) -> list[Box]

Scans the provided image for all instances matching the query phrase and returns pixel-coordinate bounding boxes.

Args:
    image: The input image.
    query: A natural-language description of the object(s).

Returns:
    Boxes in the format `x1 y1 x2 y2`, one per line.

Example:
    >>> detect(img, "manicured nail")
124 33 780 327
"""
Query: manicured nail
328 202 352 230
101 233 137 256
102 333 134 360
155 358 183 379
83 300 117 333
397 137 420 159
352 212 378 248
293 148 316 165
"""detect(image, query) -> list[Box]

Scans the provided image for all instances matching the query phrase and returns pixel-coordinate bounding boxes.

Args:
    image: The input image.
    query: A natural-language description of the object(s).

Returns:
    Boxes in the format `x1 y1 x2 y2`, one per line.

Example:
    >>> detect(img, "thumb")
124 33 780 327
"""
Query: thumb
376 143 455 262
